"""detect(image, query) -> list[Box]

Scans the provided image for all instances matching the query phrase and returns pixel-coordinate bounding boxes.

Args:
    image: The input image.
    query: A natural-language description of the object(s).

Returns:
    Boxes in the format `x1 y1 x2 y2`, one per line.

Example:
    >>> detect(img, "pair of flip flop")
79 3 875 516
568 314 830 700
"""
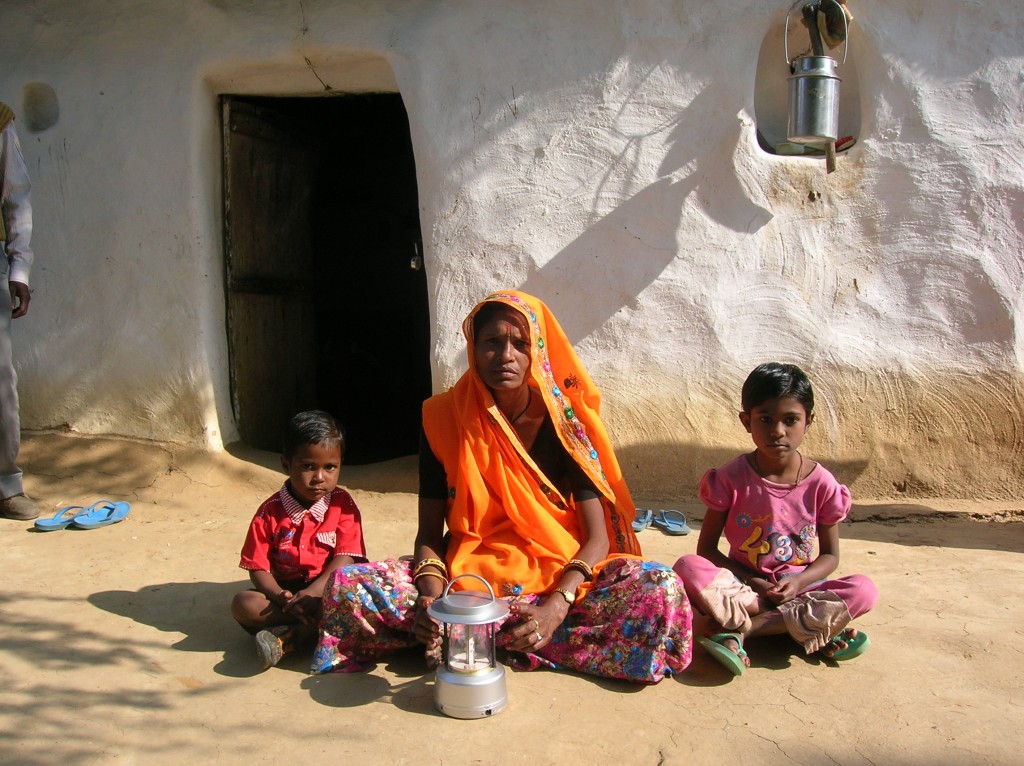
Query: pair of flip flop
34 500 131 532
700 628 871 677
632 508 691 535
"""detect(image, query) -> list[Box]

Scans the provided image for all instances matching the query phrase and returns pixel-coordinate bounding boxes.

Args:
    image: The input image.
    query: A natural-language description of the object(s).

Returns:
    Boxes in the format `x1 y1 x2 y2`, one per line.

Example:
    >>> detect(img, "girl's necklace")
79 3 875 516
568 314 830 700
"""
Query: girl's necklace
509 389 532 424
752 450 804 498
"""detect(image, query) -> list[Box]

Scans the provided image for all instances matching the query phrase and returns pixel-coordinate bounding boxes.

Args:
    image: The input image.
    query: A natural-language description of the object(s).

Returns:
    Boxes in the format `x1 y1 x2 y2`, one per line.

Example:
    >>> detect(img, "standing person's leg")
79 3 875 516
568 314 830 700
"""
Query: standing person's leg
0 270 32 520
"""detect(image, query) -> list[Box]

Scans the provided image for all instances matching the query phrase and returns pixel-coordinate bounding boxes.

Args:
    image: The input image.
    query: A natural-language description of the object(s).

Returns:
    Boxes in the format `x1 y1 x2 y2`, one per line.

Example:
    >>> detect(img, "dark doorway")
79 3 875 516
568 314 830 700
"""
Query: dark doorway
221 94 431 463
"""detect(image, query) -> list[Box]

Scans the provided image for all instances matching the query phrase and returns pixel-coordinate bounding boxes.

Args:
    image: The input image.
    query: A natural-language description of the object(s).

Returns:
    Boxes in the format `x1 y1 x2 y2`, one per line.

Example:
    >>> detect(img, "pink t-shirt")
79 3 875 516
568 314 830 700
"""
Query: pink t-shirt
699 454 851 580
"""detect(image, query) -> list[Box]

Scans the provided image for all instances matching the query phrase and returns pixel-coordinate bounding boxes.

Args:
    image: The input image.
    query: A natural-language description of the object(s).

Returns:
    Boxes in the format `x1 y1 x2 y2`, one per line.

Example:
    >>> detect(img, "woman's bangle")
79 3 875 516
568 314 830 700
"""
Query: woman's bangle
413 558 448 577
413 570 448 586
565 558 593 581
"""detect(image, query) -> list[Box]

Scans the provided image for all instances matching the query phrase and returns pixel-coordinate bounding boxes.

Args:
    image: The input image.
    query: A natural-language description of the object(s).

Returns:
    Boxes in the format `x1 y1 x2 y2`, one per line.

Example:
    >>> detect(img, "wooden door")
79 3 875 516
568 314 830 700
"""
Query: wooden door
222 97 318 450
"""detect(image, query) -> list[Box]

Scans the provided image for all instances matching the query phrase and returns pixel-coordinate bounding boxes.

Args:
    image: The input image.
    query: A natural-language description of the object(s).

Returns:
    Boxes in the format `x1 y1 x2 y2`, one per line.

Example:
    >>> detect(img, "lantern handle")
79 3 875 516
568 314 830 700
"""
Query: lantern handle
443 573 499 603
785 0 848 67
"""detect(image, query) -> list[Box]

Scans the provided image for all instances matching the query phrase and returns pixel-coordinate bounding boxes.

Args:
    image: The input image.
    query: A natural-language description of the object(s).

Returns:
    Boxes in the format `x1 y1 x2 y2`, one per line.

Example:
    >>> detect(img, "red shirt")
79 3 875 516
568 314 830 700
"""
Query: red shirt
239 484 366 583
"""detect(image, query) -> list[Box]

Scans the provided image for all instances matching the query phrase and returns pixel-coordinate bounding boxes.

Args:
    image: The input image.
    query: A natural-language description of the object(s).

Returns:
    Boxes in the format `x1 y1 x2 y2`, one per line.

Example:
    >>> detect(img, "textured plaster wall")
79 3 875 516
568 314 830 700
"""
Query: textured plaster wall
1 0 1021 500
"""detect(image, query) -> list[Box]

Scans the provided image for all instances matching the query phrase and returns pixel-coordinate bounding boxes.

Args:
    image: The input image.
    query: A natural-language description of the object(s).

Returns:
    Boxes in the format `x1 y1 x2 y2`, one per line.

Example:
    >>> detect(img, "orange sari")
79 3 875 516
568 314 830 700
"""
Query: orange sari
422 290 641 598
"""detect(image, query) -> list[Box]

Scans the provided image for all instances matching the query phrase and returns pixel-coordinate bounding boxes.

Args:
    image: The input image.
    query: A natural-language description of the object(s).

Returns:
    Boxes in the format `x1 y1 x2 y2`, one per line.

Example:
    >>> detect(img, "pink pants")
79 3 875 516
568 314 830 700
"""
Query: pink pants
673 554 877 654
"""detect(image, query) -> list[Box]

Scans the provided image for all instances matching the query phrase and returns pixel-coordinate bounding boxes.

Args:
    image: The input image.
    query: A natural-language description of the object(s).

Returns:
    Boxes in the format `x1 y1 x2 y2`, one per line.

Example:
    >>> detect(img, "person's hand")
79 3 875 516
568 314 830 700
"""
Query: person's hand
747 577 774 597
282 588 321 624
10 281 29 319
412 595 442 649
505 597 568 652
764 578 801 605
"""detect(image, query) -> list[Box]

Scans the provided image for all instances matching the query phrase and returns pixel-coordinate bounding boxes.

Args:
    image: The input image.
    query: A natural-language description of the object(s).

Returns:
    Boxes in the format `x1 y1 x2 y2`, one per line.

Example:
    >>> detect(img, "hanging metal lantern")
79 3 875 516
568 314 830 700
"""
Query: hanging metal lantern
785 0 849 145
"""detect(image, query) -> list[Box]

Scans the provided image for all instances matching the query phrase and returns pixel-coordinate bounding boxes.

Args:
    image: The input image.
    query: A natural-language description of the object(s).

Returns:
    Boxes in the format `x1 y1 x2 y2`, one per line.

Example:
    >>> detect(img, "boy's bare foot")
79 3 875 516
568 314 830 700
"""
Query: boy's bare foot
255 625 296 669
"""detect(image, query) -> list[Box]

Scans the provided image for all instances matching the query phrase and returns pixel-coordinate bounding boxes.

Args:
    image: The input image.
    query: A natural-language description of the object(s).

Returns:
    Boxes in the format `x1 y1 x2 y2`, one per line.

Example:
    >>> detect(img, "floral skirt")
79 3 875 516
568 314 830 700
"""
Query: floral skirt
311 557 692 684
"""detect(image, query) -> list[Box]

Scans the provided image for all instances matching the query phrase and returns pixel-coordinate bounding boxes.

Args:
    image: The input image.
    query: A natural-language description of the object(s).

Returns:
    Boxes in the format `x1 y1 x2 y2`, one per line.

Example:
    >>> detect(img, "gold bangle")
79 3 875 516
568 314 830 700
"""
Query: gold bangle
413 570 448 586
413 558 448 577
565 558 593 581
553 588 576 606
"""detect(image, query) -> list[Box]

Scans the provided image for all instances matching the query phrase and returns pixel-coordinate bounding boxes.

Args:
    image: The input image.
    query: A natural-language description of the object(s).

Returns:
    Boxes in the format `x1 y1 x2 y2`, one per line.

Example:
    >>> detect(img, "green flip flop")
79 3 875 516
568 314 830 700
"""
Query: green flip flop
826 629 871 661
700 632 747 676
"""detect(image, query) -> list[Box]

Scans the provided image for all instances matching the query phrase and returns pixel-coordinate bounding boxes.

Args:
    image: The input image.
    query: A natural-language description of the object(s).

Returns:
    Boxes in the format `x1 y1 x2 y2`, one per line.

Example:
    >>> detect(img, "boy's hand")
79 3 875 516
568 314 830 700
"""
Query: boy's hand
282 588 321 625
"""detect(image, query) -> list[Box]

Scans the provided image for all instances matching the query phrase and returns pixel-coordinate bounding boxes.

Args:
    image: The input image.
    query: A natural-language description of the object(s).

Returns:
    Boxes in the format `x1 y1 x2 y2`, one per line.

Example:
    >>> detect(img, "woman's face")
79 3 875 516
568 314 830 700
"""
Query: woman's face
473 307 531 393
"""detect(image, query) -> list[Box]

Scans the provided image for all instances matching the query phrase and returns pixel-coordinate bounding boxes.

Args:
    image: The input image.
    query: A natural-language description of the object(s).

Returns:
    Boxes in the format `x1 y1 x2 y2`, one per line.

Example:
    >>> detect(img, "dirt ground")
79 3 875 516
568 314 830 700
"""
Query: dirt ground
2 433 1022 766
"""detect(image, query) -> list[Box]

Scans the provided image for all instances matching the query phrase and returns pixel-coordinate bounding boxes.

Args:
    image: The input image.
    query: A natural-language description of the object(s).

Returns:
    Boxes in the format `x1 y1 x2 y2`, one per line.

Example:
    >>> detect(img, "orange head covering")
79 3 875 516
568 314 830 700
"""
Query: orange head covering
422 290 640 596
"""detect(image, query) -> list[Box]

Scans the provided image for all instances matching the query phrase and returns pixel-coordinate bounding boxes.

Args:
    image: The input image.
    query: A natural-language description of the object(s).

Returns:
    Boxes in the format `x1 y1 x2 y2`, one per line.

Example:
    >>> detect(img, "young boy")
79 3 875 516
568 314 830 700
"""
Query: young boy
231 410 366 669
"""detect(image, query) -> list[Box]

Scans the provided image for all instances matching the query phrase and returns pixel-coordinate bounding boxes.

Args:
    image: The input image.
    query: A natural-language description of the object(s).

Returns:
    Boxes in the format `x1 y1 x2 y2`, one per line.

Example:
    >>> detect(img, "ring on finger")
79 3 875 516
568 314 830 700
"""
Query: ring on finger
534 631 543 642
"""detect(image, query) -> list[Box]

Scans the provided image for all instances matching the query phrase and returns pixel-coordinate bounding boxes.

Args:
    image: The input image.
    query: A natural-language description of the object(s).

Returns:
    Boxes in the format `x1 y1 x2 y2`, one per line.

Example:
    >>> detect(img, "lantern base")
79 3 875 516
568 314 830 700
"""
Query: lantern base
434 665 508 719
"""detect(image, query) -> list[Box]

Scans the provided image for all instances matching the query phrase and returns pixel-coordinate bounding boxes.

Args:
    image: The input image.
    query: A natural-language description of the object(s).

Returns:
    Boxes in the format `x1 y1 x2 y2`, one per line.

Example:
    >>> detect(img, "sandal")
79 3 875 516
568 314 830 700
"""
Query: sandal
652 509 691 535
824 628 871 661
34 504 86 532
71 500 131 529
699 632 748 676
631 508 653 532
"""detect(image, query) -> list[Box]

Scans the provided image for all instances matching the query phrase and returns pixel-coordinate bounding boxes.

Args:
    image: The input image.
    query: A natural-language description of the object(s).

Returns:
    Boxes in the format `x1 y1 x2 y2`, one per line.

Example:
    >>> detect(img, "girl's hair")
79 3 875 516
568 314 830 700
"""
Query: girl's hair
283 410 345 460
741 363 815 415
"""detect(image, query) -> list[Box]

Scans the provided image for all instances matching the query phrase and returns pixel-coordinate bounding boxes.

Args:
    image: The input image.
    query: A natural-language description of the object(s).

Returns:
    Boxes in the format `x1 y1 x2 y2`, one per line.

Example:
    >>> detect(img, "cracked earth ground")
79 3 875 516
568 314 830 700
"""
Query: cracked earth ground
1 433 1021 765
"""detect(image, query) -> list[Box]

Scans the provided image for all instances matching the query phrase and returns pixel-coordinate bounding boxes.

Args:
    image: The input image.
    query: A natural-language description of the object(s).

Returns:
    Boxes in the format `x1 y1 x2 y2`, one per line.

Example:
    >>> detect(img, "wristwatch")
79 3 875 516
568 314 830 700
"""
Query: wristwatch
553 588 575 605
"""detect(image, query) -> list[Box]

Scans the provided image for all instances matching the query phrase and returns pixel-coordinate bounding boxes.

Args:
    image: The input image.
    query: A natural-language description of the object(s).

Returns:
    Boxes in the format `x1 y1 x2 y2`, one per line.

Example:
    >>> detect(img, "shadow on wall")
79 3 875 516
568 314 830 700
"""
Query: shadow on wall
224 442 420 495
615 440 870 504
19 433 280 514
521 83 773 344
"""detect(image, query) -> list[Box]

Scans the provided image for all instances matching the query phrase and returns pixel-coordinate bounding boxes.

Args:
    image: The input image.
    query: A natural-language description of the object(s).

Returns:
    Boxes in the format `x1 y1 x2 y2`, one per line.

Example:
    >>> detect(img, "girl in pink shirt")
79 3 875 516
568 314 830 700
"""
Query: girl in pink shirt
673 363 876 677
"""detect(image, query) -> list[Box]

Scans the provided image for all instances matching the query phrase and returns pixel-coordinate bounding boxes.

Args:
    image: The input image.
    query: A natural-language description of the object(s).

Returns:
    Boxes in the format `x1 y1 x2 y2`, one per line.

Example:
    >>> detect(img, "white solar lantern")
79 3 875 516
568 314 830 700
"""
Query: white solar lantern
427 574 510 719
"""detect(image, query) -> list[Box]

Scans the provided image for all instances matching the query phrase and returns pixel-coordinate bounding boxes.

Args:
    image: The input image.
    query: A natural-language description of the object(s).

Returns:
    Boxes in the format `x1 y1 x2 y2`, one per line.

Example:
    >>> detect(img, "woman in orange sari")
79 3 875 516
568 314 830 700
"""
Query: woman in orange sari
312 291 692 682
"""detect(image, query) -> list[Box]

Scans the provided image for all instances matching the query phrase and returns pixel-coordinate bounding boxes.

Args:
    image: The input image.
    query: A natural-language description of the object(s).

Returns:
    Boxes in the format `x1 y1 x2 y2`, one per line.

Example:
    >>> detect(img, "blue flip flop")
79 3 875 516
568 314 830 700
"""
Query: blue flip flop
700 633 747 676
70 500 131 530
826 629 871 661
652 509 691 535
34 505 87 532
631 508 653 532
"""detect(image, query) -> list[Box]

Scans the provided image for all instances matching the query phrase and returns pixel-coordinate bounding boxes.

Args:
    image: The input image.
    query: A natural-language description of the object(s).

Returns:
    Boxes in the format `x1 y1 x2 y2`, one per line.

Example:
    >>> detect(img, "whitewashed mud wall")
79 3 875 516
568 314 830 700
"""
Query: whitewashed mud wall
0 0 1021 499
